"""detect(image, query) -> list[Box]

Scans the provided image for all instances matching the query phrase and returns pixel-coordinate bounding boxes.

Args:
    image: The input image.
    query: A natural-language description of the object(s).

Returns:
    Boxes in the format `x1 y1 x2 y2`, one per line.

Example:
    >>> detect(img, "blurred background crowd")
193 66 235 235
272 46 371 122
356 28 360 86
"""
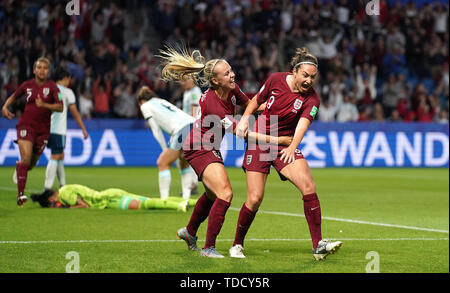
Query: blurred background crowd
0 0 448 122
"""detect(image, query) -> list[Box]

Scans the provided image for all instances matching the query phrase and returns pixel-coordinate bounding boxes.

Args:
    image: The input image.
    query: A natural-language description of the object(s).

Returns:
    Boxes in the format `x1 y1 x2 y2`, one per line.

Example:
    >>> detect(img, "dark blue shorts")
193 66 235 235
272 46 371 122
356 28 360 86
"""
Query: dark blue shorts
47 133 66 155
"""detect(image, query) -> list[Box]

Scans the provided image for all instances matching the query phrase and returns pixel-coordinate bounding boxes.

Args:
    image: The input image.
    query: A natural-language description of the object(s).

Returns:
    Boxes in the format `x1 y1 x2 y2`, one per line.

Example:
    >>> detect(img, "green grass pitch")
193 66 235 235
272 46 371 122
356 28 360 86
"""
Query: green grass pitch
0 166 448 273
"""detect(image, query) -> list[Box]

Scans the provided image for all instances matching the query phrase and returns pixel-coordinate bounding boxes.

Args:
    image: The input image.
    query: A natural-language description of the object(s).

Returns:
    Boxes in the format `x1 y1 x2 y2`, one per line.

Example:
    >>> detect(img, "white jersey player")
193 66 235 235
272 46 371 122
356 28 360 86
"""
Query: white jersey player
180 78 202 117
138 86 197 200
44 67 88 190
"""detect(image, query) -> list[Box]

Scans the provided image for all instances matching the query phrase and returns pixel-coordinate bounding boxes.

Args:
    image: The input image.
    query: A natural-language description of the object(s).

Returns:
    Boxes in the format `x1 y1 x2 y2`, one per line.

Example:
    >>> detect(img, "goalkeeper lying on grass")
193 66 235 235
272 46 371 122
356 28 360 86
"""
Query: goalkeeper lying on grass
30 184 196 212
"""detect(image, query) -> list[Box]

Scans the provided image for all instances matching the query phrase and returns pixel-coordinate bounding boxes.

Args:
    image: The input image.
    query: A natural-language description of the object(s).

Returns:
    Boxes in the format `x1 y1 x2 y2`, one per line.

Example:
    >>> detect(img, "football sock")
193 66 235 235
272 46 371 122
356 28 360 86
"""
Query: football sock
180 167 193 199
190 166 198 187
204 198 230 249
141 198 179 210
167 196 198 207
303 193 322 249
186 192 215 236
158 170 171 200
16 162 29 197
233 203 258 247
56 160 66 186
44 159 58 189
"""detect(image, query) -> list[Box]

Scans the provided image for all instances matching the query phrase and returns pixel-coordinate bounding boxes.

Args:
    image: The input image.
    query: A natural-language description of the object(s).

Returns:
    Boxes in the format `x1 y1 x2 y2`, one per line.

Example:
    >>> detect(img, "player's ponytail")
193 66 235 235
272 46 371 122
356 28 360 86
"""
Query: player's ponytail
290 47 318 70
30 189 54 208
137 86 157 102
158 44 224 89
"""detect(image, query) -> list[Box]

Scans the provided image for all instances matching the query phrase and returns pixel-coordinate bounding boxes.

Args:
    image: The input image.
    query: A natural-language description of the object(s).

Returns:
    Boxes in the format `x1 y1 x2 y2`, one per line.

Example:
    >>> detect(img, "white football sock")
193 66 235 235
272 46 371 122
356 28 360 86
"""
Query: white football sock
180 167 193 199
158 170 171 200
56 160 66 187
45 160 58 189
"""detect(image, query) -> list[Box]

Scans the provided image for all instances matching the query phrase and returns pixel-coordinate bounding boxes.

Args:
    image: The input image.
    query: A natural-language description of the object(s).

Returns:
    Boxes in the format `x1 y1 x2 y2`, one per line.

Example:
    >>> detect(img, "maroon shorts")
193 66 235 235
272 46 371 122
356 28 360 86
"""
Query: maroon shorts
242 144 305 181
16 125 49 155
183 149 224 181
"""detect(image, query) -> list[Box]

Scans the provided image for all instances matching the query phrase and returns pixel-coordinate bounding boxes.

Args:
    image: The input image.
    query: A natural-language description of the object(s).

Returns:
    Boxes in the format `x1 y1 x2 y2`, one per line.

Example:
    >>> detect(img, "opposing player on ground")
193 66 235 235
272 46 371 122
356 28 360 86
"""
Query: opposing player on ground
44 67 88 190
31 184 195 212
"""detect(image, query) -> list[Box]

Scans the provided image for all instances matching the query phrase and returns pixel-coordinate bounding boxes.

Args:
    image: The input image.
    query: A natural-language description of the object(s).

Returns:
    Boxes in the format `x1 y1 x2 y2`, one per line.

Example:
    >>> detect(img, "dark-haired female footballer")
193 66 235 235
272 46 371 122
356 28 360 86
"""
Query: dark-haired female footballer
232 47 343 260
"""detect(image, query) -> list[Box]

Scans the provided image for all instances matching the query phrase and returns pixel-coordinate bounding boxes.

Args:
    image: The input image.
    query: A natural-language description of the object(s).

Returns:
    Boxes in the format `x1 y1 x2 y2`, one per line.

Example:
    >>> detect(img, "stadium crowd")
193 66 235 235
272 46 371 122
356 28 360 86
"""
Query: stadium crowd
0 0 448 123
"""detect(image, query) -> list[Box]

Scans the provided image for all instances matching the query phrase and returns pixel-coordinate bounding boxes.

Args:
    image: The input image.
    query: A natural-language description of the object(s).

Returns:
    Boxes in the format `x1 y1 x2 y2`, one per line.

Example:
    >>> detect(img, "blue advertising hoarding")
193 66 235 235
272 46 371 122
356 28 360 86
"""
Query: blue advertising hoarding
0 119 448 167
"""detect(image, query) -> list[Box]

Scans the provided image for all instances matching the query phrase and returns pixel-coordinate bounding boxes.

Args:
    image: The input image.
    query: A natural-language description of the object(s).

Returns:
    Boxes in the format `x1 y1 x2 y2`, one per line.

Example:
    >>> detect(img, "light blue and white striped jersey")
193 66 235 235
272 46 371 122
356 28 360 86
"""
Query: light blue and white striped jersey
50 84 76 135
140 98 194 135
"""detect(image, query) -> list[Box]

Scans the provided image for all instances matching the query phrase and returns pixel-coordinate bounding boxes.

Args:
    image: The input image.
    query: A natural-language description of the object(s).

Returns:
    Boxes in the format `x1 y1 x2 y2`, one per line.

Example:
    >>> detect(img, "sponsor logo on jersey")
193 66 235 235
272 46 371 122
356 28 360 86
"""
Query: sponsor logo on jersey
231 95 236 106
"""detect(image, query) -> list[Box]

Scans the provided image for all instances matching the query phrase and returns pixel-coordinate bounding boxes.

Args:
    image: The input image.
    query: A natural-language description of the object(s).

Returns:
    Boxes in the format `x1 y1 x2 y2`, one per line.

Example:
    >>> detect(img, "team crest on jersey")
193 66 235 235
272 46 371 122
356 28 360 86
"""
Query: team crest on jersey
20 130 27 137
246 155 252 165
293 99 303 110
231 95 236 106
43 87 50 98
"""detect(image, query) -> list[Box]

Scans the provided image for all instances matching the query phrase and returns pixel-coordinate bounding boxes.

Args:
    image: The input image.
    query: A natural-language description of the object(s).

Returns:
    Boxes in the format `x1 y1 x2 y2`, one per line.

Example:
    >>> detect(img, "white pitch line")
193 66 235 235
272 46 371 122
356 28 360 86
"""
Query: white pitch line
228 208 450 234
0 238 448 245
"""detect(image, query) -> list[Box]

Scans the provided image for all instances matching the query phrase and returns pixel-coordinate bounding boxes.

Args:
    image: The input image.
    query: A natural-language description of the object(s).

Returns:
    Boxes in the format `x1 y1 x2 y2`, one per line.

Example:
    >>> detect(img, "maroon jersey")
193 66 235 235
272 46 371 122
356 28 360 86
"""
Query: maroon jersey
255 72 320 137
184 84 249 151
14 79 61 134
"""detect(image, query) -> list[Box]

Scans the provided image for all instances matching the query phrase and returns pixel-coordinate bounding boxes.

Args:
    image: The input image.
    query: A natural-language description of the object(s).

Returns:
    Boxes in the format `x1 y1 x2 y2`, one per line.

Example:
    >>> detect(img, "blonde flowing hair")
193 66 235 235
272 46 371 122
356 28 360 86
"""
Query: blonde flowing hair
158 44 224 89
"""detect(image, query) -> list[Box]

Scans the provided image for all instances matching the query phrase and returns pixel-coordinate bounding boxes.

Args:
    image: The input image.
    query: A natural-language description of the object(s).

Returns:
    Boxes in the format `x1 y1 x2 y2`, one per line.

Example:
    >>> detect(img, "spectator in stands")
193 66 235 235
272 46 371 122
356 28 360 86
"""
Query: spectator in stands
91 9 108 44
113 80 138 118
382 44 407 76
358 105 372 122
427 33 447 80
92 76 111 118
405 34 428 79
438 109 448 123
79 89 93 119
355 64 377 111
388 109 402 121
337 94 359 122
373 102 385 122
381 73 406 117
318 94 338 122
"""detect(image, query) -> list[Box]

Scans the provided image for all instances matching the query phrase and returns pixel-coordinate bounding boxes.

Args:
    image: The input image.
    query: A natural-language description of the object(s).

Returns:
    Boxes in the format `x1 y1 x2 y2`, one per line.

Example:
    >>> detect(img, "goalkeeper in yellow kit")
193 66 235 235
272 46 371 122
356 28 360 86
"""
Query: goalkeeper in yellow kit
30 184 196 212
